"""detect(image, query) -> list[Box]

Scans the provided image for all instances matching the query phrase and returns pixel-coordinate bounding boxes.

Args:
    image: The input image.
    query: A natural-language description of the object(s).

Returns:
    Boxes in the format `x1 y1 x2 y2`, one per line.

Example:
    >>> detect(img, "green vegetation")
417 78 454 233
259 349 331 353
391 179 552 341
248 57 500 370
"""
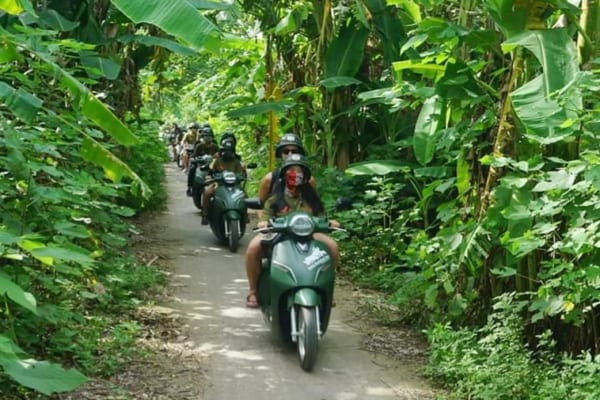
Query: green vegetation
1 0 599 398
0 1 167 396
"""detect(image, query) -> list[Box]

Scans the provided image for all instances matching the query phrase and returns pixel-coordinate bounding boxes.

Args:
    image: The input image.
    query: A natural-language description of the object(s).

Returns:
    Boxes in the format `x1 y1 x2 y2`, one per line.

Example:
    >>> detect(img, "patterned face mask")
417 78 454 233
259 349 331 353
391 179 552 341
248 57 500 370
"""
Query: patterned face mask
285 169 304 187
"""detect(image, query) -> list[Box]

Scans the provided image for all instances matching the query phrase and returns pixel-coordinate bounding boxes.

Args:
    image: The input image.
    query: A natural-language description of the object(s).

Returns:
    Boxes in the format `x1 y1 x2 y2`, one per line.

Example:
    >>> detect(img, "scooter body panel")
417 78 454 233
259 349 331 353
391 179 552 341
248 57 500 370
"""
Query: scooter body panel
208 181 247 242
258 238 335 344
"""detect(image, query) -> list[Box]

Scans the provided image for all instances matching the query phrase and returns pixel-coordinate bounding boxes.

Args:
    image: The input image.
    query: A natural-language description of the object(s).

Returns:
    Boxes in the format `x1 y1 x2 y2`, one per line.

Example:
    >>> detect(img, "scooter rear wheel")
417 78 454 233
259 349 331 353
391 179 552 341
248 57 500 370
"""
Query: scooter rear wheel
297 306 318 372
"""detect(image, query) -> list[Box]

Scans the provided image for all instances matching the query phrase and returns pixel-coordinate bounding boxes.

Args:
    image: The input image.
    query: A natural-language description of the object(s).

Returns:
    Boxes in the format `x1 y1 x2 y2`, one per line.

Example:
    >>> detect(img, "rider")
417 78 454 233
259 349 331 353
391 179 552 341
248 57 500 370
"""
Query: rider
168 123 184 162
257 133 317 213
186 126 219 196
180 122 200 172
219 131 244 162
201 139 245 225
244 154 340 308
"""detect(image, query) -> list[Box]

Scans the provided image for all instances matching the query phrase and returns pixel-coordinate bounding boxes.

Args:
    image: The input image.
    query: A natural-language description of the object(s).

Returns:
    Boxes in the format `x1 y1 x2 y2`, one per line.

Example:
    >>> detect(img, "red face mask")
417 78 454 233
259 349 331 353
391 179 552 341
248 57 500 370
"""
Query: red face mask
285 169 304 188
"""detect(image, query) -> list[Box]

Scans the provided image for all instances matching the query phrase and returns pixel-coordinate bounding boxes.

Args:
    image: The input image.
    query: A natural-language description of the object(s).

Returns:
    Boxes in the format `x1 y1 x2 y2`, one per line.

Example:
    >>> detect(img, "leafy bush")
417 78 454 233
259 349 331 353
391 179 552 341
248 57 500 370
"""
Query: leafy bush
426 294 600 400
118 121 169 211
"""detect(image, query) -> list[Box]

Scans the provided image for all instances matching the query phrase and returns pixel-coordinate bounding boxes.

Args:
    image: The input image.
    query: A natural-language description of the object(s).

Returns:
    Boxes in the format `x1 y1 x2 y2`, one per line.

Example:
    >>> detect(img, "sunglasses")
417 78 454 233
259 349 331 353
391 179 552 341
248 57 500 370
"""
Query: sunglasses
281 148 300 155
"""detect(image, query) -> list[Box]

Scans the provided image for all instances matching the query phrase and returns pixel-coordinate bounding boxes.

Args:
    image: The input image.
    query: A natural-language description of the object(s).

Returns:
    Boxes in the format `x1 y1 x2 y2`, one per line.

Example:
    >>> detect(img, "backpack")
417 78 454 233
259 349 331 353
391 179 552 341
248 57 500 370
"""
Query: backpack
268 167 281 195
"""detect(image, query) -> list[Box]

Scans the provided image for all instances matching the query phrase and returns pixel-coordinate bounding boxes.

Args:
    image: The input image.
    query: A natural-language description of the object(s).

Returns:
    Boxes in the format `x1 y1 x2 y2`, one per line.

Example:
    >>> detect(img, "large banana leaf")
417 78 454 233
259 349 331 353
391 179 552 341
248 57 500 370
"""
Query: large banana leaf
118 34 196 55
486 0 581 38
346 160 415 176
227 101 296 118
367 0 408 63
110 0 220 50
320 76 363 91
502 29 582 143
413 94 445 166
324 20 369 78
38 9 79 31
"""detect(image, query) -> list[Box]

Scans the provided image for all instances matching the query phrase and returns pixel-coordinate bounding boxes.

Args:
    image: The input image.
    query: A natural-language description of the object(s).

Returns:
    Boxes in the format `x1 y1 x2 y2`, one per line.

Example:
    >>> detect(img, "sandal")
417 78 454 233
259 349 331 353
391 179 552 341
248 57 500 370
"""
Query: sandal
246 293 259 308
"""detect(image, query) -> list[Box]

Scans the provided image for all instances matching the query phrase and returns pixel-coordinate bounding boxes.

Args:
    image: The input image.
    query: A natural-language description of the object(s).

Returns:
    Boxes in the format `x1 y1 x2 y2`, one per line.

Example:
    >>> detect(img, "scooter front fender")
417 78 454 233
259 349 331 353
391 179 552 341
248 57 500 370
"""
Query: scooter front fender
224 210 241 221
291 288 320 307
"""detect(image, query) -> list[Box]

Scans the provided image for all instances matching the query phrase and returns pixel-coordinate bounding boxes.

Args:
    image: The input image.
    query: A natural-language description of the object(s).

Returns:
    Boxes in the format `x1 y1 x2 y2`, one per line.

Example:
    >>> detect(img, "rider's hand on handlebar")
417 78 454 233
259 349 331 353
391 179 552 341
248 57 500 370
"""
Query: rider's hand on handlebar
329 219 341 229
257 221 269 229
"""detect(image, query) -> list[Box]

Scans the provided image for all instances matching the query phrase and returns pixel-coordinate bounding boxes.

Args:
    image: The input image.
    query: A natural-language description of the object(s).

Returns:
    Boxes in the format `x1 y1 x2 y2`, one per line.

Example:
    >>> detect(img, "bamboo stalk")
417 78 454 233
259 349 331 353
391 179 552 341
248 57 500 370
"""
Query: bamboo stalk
477 48 524 220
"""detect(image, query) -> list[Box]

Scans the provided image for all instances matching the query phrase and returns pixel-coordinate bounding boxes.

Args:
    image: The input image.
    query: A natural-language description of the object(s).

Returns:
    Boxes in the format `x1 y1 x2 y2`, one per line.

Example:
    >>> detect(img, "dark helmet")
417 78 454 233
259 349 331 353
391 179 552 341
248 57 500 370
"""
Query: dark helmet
275 133 306 159
280 153 311 183
219 139 236 161
220 131 237 147
188 122 200 130
201 126 214 137
200 122 212 129
220 139 236 152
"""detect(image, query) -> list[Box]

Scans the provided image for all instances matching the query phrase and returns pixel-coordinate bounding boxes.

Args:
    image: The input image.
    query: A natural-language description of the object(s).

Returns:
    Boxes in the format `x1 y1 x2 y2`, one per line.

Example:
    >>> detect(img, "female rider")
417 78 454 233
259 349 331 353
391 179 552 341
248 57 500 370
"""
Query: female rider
244 154 339 308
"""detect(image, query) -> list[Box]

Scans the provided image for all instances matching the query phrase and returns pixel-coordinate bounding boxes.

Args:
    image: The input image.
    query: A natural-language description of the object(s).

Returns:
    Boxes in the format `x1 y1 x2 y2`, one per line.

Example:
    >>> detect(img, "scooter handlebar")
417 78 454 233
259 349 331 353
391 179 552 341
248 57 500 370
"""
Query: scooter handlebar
251 214 340 234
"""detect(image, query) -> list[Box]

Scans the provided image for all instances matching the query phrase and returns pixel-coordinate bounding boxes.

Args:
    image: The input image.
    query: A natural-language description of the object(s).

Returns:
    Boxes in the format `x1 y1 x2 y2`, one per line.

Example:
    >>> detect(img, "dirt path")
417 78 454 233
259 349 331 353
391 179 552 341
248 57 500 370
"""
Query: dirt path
66 163 438 399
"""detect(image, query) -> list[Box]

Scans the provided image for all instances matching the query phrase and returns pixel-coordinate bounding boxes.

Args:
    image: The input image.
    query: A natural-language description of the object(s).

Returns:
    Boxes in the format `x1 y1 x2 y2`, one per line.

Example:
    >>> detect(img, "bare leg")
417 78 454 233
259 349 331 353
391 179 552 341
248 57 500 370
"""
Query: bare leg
244 234 263 307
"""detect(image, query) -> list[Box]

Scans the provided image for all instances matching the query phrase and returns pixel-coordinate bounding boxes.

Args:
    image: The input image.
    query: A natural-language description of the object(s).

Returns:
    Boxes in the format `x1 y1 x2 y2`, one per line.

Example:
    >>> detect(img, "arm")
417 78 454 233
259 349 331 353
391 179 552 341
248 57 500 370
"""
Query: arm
256 172 273 220
257 172 273 203
258 197 274 227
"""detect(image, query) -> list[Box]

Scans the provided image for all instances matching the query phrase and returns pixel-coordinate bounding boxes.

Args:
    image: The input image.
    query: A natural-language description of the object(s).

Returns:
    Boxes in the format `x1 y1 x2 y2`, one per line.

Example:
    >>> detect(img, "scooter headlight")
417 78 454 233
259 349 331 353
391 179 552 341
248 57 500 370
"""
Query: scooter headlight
223 171 237 184
289 214 314 237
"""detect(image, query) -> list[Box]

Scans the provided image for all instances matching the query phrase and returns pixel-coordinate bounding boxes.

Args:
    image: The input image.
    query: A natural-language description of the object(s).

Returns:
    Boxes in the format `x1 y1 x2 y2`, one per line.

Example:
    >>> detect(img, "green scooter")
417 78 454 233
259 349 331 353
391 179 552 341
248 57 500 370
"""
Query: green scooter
191 154 212 210
251 209 338 372
206 170 248 252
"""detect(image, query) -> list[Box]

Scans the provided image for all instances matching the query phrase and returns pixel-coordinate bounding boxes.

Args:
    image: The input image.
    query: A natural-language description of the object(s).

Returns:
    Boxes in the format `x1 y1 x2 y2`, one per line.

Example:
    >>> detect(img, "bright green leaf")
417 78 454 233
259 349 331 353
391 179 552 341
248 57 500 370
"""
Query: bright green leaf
324 21 369 78
319 76 363 90
501 175 528 189
30 247 94 266
118 34 196 56
0 0 23 14
506 236 545 257
532 170 576 192
424 284 438 308
503 29 582 142
80 54 121 80
274 9 297 35
80 137 151 198
19 240 53 265
227 101 295 118
0 82 42 122
413 95 444 165
501 204 530 220
414 166 453 178
346 160 412 176
491 267 517 277
38 9 79 31
0 272 38 314
110 0 220 50
0 358 87 395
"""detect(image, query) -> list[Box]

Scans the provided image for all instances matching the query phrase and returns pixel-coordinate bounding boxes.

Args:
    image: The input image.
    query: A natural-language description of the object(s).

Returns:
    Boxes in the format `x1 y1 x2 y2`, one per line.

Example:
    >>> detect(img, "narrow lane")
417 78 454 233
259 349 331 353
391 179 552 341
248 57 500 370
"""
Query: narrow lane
154 163 435 400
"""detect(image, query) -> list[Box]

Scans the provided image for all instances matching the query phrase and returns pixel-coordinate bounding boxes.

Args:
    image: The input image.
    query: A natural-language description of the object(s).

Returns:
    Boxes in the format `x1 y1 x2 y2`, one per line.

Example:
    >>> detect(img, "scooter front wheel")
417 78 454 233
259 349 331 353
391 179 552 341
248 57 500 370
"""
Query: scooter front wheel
227 219 239 253
192 185 203 210
297 306 318 372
